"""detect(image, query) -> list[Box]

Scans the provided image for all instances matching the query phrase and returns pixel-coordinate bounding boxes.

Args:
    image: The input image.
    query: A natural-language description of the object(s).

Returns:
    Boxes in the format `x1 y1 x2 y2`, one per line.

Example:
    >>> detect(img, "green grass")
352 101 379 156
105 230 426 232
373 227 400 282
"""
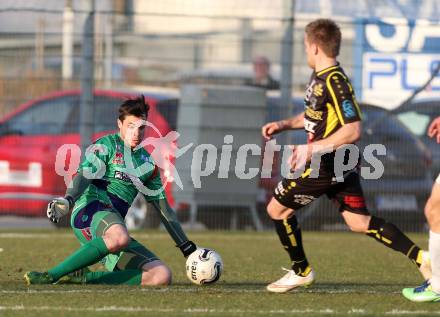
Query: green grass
0 229 439 316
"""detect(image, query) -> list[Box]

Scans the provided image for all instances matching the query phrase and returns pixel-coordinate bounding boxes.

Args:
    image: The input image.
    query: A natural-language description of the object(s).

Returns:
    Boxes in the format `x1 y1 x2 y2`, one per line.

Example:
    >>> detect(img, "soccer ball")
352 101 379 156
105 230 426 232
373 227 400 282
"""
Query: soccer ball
185 248 223 285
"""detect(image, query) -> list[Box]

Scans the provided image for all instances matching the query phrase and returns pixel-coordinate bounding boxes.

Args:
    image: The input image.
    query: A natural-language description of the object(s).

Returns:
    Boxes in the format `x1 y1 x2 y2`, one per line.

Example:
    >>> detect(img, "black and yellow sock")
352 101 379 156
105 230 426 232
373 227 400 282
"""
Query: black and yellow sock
273 215 310 276
366 216 422 266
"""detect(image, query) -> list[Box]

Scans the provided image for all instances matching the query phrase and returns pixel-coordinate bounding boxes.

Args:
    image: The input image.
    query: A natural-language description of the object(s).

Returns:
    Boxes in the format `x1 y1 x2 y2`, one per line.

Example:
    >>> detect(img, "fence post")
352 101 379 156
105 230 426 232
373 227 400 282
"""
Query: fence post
80 0 95 158
279 0 295 143
240 17 253 63
62 0 74 85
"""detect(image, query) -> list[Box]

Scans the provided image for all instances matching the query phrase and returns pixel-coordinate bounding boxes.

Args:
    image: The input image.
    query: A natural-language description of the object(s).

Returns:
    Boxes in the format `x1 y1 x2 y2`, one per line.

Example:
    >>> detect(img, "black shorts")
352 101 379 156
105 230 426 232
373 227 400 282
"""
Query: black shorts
273 167 369 215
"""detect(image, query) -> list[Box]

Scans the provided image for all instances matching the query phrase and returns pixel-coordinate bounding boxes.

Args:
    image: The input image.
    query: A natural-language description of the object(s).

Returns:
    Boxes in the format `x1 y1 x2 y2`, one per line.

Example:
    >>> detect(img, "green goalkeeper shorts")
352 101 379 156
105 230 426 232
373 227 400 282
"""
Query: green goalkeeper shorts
71 199 159 271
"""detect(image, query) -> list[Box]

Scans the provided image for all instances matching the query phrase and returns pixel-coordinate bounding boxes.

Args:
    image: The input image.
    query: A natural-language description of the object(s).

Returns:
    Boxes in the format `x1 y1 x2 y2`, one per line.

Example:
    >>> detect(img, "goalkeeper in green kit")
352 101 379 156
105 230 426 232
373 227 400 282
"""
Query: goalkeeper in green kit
24 96 197 286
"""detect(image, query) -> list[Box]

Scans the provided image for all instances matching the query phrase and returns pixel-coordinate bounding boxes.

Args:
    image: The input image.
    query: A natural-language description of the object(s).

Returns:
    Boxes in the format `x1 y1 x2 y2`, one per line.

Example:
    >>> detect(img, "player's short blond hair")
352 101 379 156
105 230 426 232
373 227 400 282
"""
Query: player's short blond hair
305 19 341 58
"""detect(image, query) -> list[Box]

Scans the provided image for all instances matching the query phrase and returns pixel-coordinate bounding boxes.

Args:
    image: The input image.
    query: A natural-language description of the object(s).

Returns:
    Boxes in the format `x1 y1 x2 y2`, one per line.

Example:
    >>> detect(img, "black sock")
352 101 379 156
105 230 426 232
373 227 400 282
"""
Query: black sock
273 215 310 275
366 216 421 266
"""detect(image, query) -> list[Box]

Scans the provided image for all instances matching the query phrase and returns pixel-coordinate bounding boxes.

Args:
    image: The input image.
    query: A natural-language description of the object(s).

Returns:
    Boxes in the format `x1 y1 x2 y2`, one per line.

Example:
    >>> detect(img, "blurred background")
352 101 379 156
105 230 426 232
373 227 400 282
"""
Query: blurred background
0 0 439 231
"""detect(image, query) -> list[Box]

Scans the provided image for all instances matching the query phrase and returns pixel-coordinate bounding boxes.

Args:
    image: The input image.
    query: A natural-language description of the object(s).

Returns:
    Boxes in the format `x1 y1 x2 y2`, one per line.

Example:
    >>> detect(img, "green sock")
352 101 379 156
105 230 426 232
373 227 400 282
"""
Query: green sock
48 237 109 281
85 270 143 285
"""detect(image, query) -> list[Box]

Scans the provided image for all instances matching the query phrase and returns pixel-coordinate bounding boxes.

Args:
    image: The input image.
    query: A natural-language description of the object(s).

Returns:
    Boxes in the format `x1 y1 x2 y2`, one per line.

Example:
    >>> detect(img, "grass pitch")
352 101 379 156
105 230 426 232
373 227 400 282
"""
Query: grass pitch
0 229 439 317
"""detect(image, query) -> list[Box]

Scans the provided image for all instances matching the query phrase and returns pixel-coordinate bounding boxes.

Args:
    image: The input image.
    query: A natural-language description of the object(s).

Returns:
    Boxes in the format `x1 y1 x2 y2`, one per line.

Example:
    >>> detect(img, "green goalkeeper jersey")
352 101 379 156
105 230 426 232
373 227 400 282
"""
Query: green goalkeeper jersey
73 132 166 218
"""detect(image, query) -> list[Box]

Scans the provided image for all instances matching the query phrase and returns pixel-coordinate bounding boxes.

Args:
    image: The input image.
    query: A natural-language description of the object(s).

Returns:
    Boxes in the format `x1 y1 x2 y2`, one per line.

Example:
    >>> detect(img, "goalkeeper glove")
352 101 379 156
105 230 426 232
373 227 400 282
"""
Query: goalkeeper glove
179 240 197 257
47 196 74 223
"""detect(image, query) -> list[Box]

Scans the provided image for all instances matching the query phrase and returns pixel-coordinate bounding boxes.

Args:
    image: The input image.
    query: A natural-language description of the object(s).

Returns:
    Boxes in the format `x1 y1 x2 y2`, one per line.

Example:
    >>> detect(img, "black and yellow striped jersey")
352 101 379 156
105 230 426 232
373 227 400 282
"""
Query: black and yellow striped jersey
303 63 361 143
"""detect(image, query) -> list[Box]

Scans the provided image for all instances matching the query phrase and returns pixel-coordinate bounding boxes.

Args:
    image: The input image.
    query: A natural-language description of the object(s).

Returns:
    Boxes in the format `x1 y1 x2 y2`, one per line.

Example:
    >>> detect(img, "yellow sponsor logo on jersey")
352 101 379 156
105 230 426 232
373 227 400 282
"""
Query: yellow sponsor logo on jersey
313 83 323 96
305 107 323 120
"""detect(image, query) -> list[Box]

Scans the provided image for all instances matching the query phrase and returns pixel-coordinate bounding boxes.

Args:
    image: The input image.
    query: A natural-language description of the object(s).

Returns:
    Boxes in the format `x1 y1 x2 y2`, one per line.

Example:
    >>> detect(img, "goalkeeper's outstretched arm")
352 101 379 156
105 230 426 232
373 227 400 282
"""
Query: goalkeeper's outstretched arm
65 171 92 202
150 198 197 257
47 171 92 223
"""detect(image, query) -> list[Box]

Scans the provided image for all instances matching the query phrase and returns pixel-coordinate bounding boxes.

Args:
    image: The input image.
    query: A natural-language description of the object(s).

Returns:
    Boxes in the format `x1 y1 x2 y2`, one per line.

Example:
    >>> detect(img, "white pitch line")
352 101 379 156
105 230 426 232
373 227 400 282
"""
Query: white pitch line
385 310 440 315
0 306 439 315
0 305 173 313
0 306 335 314
348 309 366 314
0 288 400 295
0 288 263 294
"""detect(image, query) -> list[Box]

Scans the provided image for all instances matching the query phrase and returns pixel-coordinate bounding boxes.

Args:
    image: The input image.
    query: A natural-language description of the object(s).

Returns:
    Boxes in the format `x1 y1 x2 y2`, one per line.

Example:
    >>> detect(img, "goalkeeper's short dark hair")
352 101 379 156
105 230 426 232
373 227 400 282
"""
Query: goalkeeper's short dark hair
118 95 149 121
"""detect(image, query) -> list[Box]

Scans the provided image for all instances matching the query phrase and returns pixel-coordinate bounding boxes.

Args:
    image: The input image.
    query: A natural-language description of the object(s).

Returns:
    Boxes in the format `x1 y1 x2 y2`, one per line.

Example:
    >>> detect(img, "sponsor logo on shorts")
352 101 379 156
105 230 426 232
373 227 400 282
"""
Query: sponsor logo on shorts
81 227 92 240
293 194 315 205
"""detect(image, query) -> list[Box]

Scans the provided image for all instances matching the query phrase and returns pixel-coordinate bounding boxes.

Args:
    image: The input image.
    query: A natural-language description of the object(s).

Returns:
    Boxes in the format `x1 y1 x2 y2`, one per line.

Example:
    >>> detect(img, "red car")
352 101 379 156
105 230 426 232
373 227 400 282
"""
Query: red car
0 89 179 218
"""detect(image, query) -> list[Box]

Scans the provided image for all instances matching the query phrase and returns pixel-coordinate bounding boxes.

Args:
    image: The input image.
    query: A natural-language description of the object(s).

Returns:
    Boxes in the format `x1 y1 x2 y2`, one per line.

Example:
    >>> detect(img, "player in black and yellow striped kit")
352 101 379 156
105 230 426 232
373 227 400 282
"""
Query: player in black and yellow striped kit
262 18 430 293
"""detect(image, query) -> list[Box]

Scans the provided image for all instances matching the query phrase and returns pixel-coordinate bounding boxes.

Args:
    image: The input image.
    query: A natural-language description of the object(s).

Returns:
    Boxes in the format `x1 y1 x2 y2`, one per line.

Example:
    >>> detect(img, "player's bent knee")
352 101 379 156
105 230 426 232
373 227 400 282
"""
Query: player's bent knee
267 207 287 220
152 266 172 286
425 199 435 222
102 223 131 252
116 235 131 250
344 214 371 233
141 264 172 286
266 205 279 220
266 198 292 220
425 198 440 229
103 233 131 252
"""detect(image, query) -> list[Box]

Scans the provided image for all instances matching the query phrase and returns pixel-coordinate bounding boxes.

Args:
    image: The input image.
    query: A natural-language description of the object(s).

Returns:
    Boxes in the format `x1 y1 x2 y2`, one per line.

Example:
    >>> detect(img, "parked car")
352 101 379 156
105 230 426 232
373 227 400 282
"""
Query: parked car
1 88 432 231
393 98 440 180
261 98 433 231
0 88 179 226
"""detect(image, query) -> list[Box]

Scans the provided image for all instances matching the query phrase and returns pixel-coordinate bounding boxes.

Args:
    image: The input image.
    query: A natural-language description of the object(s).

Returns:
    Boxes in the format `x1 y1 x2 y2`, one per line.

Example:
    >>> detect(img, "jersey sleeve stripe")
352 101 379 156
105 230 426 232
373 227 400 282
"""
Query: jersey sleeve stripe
326 71 346 125
323 102 340 138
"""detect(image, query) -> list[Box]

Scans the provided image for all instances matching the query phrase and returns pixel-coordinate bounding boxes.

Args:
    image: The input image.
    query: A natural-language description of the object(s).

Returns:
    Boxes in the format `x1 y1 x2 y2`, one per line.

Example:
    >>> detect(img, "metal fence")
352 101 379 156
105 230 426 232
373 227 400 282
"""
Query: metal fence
0 0 439 231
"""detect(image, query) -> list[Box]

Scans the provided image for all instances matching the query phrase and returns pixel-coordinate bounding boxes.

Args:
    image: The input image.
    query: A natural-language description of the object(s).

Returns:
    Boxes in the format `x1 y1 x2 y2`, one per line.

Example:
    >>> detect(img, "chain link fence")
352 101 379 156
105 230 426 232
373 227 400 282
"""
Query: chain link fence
0 0 439 231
